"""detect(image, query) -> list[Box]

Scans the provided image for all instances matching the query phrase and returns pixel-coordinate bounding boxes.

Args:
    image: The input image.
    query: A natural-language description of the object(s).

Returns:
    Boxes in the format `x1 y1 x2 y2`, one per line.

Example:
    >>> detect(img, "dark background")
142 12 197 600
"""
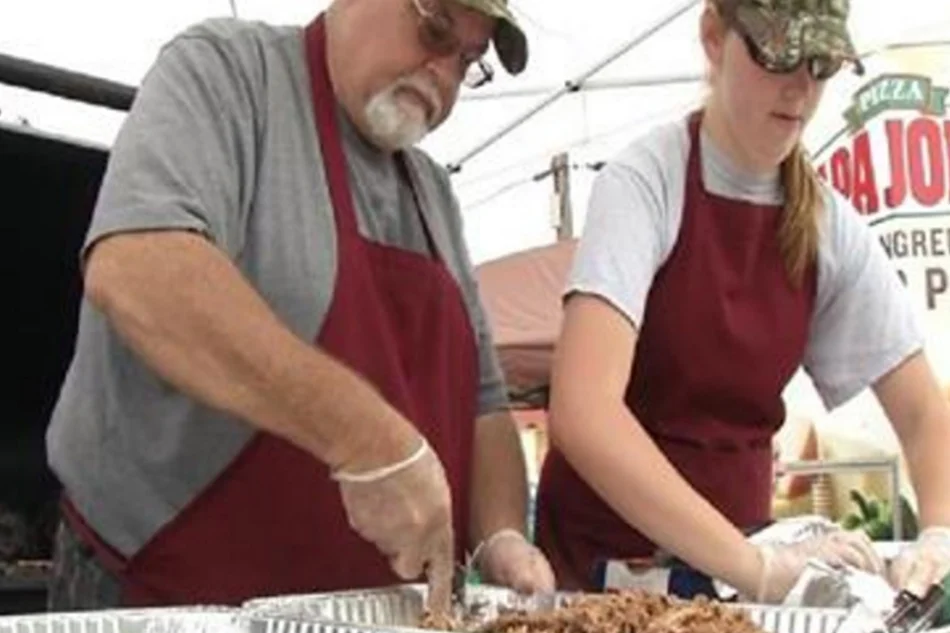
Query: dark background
1 122 107 611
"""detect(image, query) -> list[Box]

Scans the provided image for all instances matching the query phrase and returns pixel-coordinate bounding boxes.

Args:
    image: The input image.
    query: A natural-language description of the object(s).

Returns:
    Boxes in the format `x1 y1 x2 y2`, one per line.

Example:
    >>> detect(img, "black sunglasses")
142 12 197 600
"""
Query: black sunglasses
740 32 846 81
739 28 852 82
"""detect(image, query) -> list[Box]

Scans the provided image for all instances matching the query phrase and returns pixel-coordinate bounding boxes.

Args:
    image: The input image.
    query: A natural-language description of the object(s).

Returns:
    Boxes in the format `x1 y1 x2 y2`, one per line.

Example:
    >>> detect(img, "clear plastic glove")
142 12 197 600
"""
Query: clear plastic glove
755 529 886 603
472 529 556 594
334 438 455 611
889 527 950 597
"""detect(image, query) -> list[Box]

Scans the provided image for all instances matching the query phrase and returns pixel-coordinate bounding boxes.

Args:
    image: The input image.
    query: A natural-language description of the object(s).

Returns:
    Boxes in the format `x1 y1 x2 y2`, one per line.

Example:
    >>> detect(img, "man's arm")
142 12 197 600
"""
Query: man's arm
85 229 419 471
468 410 530 545
467 409 554 592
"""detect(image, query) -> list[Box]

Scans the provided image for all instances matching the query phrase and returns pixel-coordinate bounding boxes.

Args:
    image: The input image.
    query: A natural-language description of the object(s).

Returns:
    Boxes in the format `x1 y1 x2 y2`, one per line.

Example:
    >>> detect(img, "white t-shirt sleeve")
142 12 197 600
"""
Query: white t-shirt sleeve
566 158 674 330
803 188 926 409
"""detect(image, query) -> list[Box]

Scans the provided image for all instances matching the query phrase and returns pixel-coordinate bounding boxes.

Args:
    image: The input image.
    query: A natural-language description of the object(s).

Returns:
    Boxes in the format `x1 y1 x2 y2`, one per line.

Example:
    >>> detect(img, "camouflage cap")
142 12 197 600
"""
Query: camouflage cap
450 0 528 74
728 0 864 74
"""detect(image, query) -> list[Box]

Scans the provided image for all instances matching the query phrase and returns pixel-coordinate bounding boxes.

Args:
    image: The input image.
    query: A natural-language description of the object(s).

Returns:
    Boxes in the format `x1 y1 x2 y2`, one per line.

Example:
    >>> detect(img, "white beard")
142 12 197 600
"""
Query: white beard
363 74 442 151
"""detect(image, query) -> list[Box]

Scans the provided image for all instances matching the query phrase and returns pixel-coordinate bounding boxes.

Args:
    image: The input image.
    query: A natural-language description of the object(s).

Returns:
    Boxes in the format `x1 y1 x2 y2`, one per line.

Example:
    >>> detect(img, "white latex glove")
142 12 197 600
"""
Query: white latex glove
755 529 886 603
473 529 556 594
890 527 950 597
334 438 454 611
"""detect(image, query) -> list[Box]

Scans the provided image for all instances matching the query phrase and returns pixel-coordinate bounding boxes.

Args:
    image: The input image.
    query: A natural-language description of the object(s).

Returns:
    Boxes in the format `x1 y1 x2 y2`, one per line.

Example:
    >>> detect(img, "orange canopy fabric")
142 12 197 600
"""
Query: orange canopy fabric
475 239 577 400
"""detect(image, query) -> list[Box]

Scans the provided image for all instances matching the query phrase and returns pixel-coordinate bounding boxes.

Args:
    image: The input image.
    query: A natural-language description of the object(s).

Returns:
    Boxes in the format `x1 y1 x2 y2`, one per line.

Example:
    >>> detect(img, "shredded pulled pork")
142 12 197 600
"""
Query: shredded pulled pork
420 611 465 632
422 591 766 633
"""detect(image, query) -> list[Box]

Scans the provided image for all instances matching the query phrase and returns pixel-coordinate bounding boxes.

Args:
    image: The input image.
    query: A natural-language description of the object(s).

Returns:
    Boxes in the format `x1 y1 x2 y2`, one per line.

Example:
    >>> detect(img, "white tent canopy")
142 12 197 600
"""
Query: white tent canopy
3 0 949 262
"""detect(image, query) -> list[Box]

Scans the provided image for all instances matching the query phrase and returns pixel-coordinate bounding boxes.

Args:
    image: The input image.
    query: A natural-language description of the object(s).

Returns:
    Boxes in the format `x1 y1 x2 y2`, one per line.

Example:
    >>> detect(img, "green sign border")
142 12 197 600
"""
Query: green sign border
813 72 949 161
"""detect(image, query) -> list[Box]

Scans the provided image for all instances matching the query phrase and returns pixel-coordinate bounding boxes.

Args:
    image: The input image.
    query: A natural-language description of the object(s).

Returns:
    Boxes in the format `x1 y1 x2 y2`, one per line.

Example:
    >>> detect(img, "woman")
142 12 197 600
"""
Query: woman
537 0 950 603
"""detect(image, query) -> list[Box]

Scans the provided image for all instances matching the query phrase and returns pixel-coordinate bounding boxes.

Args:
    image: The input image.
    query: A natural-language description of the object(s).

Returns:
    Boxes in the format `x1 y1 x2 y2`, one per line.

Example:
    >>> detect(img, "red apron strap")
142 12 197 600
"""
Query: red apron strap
59 497 127 575
304 16 359 239
396 155 441 261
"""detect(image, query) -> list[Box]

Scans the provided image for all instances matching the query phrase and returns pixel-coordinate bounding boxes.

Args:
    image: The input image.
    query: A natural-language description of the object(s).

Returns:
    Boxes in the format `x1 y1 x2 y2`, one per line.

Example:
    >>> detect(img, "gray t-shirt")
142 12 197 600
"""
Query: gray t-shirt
568 117 925 410
46 18 508 557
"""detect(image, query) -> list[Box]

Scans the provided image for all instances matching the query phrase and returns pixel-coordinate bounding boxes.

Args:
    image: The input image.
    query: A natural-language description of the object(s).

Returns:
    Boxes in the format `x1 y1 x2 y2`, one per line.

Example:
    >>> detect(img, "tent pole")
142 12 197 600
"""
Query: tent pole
459 72 704 101
445 0 701 174
0 53 136 112
551 153 573 241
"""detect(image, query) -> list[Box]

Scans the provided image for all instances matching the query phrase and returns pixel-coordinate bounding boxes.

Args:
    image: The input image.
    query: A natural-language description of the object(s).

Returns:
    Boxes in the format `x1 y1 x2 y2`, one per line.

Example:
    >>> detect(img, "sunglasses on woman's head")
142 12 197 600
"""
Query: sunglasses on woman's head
739 31 845 81
408 0 495 89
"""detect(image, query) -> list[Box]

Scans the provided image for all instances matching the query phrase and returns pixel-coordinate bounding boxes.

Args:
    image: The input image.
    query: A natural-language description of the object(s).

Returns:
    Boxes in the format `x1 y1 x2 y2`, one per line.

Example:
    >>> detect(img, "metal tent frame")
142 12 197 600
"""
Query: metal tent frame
0 1 703 165
445 0 702 172
2 6 937 182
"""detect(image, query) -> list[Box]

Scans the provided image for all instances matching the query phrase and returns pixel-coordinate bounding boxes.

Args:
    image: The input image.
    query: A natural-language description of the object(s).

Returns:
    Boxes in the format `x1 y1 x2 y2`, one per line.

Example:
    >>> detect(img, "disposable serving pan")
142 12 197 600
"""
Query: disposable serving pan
242 584 850 633
0 607 244 633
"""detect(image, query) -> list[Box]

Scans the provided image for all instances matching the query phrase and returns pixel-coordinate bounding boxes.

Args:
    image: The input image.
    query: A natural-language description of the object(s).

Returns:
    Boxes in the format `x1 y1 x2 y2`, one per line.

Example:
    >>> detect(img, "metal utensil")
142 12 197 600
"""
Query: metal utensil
451 563 467 609
529 592 558 613
884 585 946 633
834 582 947 633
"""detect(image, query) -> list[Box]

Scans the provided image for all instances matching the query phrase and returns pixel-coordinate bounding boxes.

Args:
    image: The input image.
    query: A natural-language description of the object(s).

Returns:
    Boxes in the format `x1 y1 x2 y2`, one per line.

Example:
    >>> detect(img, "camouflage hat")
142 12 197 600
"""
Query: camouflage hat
451 0 528 74
728 0 864 74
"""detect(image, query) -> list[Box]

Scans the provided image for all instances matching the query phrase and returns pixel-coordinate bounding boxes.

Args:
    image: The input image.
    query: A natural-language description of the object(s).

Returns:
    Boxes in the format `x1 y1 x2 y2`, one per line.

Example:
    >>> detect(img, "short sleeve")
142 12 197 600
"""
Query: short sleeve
83 28 261 261
408 152 511 416
455 240 509 416
472 302 511 415
803 188 926 409
566 161 671 329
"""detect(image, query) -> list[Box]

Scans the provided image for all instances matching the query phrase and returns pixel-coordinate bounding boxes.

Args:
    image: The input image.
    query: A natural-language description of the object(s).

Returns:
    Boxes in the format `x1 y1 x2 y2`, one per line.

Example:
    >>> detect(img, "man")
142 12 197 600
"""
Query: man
46 0 555 610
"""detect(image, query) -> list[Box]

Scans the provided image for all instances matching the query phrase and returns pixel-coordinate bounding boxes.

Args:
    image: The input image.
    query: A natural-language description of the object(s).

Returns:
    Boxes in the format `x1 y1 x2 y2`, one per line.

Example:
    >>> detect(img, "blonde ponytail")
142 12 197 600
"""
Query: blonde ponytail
779 144 823 286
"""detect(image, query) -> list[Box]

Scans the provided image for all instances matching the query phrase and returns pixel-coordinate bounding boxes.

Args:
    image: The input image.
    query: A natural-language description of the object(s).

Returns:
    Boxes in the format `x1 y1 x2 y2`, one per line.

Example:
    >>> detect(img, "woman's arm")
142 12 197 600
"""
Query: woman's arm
873 351 950 529
872 350 950 594
548 293 764 594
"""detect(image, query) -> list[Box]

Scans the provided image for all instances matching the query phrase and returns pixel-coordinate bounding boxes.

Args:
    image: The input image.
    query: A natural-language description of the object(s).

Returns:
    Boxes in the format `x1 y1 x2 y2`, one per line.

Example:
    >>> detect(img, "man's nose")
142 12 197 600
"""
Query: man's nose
426 53 462 86
422 57 460 113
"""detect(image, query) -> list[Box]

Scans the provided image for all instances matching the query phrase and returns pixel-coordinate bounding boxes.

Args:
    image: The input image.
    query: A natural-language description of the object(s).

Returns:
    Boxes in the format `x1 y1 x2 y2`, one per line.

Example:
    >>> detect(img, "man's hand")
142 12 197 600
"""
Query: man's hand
889 527 950 597
335 437 455 609
474 529 556 594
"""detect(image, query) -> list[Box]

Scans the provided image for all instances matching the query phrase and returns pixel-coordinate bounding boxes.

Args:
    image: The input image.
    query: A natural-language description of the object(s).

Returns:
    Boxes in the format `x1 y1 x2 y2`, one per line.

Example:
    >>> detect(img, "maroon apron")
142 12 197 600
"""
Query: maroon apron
535 112 817 590
61 14 479 606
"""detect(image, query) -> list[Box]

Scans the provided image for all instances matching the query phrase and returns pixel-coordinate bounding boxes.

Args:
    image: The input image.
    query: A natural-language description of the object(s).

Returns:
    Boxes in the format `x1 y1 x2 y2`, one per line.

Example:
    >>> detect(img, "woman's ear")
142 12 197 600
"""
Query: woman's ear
700 5 727 71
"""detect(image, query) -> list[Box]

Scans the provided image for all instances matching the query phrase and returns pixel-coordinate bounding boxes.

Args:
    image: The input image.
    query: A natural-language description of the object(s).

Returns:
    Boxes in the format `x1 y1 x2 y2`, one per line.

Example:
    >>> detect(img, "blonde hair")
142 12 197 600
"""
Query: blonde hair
779 145 823 286
707 0 824 286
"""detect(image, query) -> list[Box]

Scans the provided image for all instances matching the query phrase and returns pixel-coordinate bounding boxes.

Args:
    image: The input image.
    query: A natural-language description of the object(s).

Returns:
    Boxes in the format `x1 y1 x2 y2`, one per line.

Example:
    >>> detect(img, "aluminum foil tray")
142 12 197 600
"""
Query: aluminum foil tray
242 584 849 633
244 584 544 628
0 607 246 633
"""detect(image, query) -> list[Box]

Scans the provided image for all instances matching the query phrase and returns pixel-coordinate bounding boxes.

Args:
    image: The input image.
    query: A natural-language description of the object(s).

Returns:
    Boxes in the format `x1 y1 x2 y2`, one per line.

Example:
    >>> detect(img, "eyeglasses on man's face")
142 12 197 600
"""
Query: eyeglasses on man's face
408 0 495 89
